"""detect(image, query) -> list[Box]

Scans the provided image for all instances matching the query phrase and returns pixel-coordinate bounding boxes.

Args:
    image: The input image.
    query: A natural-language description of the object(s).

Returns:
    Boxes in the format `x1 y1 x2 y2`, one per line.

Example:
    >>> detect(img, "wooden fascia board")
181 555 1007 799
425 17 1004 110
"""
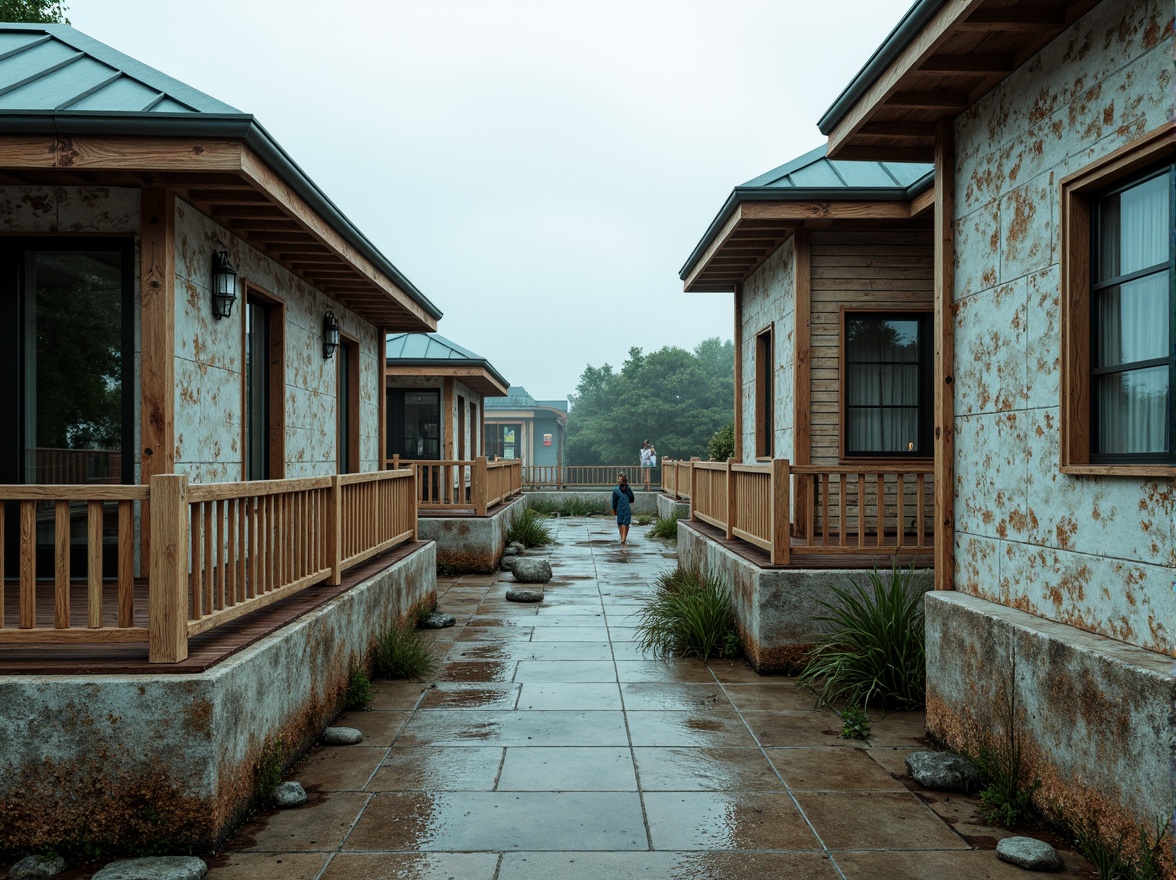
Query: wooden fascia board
909 186 935 218
683 204 748 292
826 0 988 159
386 363 509 395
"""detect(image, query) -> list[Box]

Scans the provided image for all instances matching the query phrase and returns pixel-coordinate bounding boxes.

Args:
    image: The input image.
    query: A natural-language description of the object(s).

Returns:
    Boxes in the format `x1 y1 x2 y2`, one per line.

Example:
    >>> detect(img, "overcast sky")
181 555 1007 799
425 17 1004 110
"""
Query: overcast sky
74 0 913 402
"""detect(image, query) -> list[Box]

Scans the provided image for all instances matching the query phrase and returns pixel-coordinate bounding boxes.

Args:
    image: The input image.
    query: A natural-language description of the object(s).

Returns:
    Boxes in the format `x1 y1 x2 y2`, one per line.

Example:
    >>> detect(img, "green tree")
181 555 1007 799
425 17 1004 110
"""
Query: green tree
566 338 734 465
0 0 69 23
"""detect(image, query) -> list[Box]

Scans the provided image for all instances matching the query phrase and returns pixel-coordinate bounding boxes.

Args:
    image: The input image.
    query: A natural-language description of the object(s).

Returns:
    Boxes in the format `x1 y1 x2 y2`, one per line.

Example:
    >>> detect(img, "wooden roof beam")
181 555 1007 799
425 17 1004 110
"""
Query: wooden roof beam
918 53 1015 74
958 8 1064 31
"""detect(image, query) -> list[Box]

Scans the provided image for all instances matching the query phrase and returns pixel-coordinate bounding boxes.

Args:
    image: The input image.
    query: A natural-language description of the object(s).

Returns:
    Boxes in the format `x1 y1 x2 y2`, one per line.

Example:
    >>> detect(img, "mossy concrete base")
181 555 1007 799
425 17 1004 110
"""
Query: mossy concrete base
925 591 1176 863
0 543 435 853
655 494 690 521
418 496 528 573
677 521 932 673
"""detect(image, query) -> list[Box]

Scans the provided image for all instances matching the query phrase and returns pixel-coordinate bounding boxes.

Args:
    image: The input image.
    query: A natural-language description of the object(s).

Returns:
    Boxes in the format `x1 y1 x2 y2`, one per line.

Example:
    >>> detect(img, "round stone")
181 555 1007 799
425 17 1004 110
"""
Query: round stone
419 613 456 629
512 558 552 584
271 780 308 808
10 854 66 879
904 750 984 792
996 837 1063 871
91 857 207 880
322 726 363 745
508 541 526 555
506 587 544 603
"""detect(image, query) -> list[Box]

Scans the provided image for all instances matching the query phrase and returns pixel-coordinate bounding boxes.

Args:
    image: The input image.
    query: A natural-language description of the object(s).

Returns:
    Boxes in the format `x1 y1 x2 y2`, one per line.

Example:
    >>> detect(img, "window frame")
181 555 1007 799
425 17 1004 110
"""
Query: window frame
241 282 285 480
839 307 934 462
1060 125 1175 476
754 325 774 459
336 333 360 474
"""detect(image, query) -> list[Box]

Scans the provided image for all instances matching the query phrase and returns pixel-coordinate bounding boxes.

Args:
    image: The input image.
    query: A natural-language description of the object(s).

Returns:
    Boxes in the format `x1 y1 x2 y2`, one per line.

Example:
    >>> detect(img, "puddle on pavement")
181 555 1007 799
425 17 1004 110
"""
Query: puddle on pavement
438 661 513 683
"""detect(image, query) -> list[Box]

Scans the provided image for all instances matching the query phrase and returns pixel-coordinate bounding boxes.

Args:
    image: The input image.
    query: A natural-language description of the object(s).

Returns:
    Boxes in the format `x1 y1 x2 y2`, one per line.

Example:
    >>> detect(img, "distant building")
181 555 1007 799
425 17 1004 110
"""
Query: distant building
484 386 567 467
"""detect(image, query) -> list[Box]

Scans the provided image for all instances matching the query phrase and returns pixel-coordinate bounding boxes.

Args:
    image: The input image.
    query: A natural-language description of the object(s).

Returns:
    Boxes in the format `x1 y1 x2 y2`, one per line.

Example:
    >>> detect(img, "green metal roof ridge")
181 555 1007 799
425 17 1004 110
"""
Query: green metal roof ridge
679 146 934 282
385 332 508 392
0 24 443 323
817 0 947 135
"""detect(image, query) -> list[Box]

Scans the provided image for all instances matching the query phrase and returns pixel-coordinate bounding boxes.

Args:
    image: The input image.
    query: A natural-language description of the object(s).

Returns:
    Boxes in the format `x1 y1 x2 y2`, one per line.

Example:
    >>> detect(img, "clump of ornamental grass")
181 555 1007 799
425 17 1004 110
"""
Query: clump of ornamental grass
344 664 376 709
372 619 437 679
797 561 926 711
635 565 740 661
506 507 553 547
650 512 680 541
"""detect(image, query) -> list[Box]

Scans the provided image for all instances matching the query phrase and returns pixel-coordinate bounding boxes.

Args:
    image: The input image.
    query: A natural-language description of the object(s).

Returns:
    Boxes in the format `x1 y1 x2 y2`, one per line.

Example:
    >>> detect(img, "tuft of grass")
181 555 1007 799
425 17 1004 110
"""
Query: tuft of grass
507 507 554 547
344 664 375 710
526 495 611 517
650 512 680 541
634 513 656 526
255 736 285 801
524 496 561 517
839 704 871 740
968 656 1039 827
797 562 926 711
635 565 740 661
1074 814 1170 880
373 620 437 680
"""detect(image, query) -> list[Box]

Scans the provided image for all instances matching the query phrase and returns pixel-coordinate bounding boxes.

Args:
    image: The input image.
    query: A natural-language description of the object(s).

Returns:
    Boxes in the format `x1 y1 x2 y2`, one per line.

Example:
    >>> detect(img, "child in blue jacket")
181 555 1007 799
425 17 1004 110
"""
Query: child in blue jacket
612 473 635 545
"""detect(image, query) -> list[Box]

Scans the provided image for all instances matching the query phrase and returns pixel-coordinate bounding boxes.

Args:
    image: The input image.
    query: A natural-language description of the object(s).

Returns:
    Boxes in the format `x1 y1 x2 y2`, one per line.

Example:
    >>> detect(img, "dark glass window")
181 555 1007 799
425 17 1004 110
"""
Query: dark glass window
755 328 773 458
844 313 932 457
1091 165 1173 461
245 297 271 480
337 341 353 473
387 389 441 460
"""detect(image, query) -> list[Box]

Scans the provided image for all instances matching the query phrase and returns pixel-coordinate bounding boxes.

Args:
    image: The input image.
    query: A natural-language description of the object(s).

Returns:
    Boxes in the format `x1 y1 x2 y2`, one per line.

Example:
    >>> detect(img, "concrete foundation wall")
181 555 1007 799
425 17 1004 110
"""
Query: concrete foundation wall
925 591 1175 847
0 544 435 852
678 522 933 672
419 497 528 572
655 494 690 520
525 490 660 516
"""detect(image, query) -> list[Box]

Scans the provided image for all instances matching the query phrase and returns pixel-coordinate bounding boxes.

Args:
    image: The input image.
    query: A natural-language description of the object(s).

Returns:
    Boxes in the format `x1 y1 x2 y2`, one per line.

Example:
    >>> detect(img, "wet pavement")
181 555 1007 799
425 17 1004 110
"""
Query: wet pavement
209 516 1093 880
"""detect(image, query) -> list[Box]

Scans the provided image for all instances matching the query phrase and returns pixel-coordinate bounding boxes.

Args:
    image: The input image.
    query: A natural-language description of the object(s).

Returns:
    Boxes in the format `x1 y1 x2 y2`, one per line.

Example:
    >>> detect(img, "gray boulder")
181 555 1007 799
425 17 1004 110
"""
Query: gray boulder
420 613 456 629
996 837 1063 871
271 781 307 808
322 726 363 745
503 545 520 556
91 857 207 880
506 587 544 603
508 541 526 555
9 854 66 879
512 558 552 584
904 750 983 792
500 555 518 572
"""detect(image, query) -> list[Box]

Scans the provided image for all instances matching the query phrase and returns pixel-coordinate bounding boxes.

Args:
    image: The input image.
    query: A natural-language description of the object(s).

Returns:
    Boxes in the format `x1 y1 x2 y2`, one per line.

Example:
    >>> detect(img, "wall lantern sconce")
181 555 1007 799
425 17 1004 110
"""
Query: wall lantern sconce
211 250 238 319
322 310 340 360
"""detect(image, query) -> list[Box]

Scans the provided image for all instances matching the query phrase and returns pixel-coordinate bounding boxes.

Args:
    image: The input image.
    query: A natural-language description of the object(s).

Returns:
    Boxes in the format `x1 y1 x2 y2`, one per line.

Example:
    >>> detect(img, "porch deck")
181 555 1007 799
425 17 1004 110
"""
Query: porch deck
0 541 426 675
681 519 934 571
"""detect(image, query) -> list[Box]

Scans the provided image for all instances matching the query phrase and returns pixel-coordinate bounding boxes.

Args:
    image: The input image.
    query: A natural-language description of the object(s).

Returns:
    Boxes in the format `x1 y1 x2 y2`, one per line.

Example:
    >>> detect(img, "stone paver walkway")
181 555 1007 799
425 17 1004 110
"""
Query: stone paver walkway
207 517 1092 880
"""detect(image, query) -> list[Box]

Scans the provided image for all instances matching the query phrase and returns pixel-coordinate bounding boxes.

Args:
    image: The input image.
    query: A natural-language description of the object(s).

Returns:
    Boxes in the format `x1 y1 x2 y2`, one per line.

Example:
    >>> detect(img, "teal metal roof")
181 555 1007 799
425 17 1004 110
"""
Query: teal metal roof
485 386 538 410
0 23 442 323
679 144 934 282
386 333 508 395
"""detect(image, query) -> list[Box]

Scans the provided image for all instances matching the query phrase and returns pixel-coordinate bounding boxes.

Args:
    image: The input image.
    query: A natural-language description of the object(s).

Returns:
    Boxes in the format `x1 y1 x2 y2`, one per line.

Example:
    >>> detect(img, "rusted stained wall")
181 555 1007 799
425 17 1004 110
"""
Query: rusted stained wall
740 237 795 464
174 199 382 483
951 0 1175 652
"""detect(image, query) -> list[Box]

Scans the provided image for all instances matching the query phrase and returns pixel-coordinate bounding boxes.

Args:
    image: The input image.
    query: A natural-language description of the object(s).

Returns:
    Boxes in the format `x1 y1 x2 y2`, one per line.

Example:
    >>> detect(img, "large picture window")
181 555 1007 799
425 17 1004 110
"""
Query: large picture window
843 311 931 457
1060 126 1175 474
1090 165 1172 461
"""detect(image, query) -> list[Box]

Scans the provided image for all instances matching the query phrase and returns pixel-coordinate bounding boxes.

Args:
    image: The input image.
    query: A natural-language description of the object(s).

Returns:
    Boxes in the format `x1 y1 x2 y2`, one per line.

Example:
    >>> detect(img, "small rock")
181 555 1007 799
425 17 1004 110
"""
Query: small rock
996 837 1063 871
10 854 66 879
500 556 517 572
512 558 552 584
271 781 307 808
508 541 526 555
506 587 544 603
322 726 363 745
503 545 519 556
91 857 207 880
419 613 456 629
904 751 984 792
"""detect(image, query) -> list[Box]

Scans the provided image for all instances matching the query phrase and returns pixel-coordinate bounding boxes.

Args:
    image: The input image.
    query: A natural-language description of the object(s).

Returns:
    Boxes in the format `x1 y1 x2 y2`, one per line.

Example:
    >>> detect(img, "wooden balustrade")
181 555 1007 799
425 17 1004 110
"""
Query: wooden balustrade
523 465 660 489
0 485 148 644
660 458 695 499
387 456 522 515
684 458 933 565
1 469 419 663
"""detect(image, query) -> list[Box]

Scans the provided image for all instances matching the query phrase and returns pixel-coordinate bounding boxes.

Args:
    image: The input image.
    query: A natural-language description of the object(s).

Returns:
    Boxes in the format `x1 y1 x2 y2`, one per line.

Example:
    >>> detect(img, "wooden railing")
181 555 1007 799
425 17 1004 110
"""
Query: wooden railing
0 468 419 663
387 456 522 516
661 458 695 499
684 458 934 565
524 464 660 489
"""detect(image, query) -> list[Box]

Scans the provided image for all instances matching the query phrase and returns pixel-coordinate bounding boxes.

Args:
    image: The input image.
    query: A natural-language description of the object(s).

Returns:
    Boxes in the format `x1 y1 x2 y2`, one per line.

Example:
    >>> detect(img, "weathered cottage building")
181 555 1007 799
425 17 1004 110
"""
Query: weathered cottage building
0 23 439 850
484 385 568 468
818 0 1174 853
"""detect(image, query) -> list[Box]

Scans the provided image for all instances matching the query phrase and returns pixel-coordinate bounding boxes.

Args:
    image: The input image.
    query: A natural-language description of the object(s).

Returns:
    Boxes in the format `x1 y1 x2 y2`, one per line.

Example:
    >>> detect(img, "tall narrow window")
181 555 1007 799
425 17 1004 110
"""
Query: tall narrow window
755 327 773 458
1091 165 1172 461
843 312 931 457
337 338 359 473
244 287 284 480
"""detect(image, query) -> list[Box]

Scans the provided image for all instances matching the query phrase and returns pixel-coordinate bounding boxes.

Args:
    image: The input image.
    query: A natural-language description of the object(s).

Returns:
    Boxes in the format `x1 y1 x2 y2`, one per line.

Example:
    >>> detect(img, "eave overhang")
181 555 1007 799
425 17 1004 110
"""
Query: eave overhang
818 0 1103 161
680 177 934 293
0 112 442 332
385 358 510 397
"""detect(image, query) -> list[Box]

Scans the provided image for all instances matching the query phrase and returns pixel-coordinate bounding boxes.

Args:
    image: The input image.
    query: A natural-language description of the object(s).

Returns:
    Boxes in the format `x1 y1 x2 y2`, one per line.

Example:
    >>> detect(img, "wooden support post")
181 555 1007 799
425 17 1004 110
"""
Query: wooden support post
474 456 489 516
793 230 812 539
328 474 343 586
934 119 956 590
733 284 743 462
149 474 189 663
771 458 790 565
725 458 735 540
689 457 700 521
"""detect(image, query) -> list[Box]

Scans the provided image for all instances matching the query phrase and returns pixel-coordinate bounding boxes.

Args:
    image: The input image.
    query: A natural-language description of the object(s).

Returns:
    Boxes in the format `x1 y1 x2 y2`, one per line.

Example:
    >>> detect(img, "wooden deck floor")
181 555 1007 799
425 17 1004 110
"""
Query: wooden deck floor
681 520 935 571
0 541 426 676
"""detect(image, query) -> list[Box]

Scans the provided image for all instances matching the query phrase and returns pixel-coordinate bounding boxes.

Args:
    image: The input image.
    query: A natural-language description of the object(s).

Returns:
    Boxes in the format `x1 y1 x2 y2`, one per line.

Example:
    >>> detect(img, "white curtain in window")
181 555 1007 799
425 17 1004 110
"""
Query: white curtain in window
846 318 921 453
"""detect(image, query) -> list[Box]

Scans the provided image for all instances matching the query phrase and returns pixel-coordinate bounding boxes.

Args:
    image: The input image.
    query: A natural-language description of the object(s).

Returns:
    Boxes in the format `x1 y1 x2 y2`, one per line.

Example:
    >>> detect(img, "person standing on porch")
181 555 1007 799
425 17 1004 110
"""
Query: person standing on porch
640 440 653 490
613 473 635 545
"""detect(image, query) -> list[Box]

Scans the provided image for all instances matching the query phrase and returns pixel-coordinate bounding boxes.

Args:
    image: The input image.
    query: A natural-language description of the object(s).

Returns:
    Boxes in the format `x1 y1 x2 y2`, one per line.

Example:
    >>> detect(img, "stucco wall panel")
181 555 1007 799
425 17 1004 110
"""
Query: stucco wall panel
953 280 1028 416
954 412 1028 542
1024 266 1061 411
952 203 1000 300
740 238 795 464
0 185 138 233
